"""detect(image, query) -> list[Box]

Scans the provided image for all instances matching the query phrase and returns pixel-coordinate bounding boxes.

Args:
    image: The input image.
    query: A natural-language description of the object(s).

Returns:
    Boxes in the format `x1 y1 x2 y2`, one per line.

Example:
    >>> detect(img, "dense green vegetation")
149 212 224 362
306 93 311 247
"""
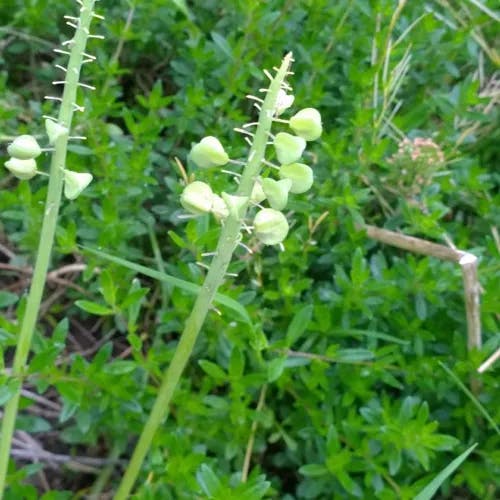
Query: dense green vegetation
0 0 498 498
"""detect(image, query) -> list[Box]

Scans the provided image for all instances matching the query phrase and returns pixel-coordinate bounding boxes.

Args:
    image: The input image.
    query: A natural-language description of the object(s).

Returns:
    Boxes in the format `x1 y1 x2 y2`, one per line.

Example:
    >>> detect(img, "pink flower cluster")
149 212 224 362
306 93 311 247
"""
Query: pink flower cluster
392 137 445 165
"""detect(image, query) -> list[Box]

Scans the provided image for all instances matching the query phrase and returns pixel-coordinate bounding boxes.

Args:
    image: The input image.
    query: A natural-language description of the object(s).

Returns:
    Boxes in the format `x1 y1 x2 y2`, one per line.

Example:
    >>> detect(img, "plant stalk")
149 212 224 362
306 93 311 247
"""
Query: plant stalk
0 2 96 496
114 52 293 499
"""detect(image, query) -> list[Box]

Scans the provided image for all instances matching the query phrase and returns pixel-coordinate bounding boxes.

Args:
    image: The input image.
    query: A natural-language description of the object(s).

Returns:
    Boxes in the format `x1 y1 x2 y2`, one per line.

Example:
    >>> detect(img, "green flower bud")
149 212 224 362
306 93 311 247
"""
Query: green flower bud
279 163 314 194
289 108 322 141
211 193 229 221
63 170 93 200
4 158 38 180
7 135 41 160
254 208 289 246
221 193 248 219
180 181 213 215
189 136 229 169
250 181 266 204
45 119 69 145
261 178 292 210
273 132 306 165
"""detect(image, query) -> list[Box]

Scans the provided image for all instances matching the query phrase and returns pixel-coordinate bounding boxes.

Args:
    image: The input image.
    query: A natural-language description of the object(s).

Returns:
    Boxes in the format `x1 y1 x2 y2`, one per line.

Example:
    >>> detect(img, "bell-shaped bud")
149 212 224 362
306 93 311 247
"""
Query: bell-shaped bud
261 178 292 210
63 170 93 200
279 163 314 194
251 181 266 204
275 89 295 116
180 181 213 215
4 158 38 180
273 132 306 165
221 193 248 219
253 208 289 246
189 136 229 169
289 108 322 141
45 119 69 145
7 135 41 160
211 193 229 221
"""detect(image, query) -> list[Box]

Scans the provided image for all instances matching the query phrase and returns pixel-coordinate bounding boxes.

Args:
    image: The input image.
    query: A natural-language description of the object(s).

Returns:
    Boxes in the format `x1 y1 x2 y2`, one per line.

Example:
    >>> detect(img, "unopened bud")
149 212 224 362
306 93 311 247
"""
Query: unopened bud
7 135 41 160
63 170 93 200
211 193 229 221
279 163 313 194
273 132 306 165
251 181 266 204
221 193 248 219
180 181 213 215
275 89 294 116
254 208 289 246
289 108 322 141
45 119 69 145
189 136 229 169
261 178 292 210
4 158 38 180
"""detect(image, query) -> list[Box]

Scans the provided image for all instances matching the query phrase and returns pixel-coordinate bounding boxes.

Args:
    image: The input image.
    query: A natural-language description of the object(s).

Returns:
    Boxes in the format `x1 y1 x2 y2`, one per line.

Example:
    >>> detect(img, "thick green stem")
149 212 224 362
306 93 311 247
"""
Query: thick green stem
114 52 293 499
0 2 96 496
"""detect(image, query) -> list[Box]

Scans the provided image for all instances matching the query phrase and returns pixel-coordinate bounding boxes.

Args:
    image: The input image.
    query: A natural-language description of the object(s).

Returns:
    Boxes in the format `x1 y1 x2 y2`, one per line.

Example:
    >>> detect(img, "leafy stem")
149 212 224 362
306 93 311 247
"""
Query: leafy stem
0 1 97 496
114 52 293 499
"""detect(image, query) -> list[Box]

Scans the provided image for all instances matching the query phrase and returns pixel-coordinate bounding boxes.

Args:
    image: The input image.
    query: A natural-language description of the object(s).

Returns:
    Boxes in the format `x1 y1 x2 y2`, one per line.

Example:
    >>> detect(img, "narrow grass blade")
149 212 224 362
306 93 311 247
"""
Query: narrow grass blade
414 443 477 500
81 245 251 324
438 361 500 435
335 328 410 346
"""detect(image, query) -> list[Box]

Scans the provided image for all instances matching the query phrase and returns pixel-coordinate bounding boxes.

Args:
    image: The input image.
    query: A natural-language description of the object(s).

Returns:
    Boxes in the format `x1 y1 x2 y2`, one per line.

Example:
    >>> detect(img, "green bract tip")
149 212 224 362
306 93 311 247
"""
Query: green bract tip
189 136 229 169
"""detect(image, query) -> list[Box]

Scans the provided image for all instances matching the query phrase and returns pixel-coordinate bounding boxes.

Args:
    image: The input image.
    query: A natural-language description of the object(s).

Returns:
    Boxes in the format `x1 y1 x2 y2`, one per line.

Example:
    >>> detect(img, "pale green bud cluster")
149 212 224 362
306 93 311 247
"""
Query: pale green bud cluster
3 121 93 200
180 93 322 248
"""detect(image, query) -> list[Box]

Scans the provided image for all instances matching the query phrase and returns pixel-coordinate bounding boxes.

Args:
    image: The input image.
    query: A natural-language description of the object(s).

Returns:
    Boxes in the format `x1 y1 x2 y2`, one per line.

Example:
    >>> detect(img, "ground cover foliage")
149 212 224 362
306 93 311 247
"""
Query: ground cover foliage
0 0 499 498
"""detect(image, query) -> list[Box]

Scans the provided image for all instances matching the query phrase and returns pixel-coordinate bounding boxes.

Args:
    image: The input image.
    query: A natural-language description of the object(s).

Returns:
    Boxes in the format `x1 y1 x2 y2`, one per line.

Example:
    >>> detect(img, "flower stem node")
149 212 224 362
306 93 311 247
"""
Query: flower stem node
7 135 42 160
45 119 69 145
180 181 214 215
4 158 38 180
254 208 289 246
289 108 322 141
261 177 292 210
63 170 93 200
279 162 314 194
273 132 306 165
221 193 248 219
189 136 229 169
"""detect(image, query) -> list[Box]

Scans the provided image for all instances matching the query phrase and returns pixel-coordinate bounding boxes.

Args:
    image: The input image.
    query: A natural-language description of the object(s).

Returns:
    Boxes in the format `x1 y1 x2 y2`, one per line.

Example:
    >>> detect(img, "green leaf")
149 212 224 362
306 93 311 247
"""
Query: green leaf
100 269 116 307
103 361 137 375
75 300 114 316
198 360 227 381
299 463 329 477
414 443 478 500
286 304 313 346
0 291 18 308
197 464 222 496
81 245 251 324
334 348 374 362
267 357 286 382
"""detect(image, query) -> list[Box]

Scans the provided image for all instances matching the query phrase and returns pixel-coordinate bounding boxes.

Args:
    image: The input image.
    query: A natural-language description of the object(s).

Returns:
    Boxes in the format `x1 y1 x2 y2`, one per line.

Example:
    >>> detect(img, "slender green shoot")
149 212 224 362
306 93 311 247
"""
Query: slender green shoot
113 52 294 500
0 1 97 496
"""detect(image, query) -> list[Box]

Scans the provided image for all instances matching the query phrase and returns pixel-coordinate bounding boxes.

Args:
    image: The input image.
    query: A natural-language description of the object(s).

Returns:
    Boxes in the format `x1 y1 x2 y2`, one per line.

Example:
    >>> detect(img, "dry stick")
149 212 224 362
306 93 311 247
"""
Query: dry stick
477 347 500 373
241 385 267 483
363 224 482 351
